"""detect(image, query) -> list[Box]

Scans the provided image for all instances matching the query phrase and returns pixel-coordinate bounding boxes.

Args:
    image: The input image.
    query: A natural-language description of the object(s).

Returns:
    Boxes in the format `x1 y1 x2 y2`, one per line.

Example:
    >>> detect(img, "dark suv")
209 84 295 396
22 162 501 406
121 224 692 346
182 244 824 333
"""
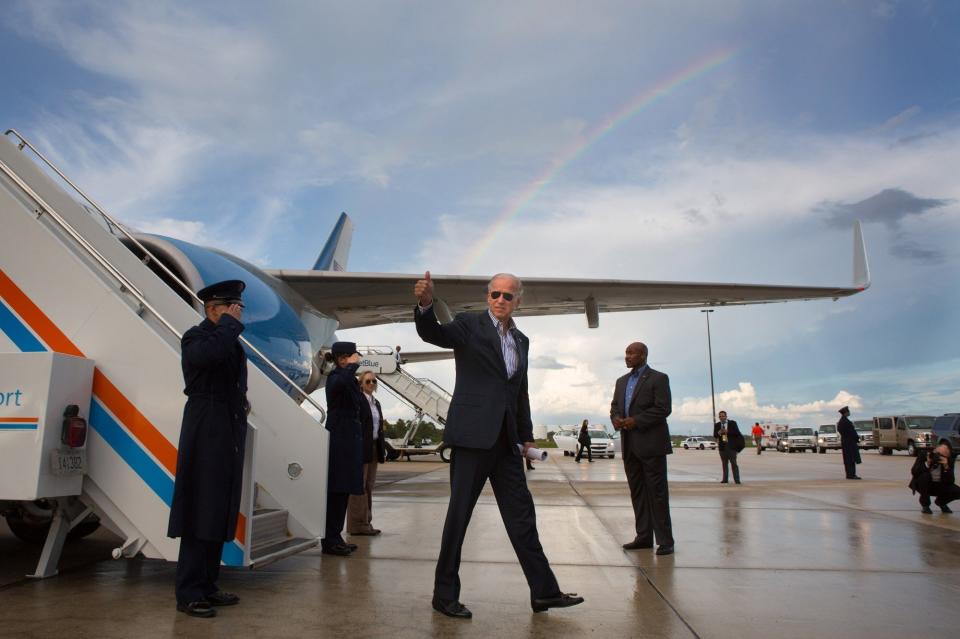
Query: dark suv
931 414 960 457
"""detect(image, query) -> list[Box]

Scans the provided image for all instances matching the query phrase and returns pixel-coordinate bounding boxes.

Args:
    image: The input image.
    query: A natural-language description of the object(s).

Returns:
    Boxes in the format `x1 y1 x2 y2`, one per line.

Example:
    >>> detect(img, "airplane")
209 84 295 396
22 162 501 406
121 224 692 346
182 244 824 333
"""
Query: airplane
119 210 870 398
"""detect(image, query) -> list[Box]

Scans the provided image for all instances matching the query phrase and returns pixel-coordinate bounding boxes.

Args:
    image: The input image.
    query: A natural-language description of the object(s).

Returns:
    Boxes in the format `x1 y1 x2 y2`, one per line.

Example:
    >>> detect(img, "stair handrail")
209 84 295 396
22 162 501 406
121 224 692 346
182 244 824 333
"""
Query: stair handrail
2 130 326 423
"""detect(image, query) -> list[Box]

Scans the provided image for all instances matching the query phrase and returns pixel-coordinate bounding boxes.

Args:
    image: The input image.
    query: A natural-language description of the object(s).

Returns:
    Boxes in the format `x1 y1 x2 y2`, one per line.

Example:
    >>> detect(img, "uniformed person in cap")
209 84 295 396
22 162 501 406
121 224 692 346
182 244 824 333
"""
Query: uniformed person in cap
837 406 862 480
322 341 365 556
168 279 249 617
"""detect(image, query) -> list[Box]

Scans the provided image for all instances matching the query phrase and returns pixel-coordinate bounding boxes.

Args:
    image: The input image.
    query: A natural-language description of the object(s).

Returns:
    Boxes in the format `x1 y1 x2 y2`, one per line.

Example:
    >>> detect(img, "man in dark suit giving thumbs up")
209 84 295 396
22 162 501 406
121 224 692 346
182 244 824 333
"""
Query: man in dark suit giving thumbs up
414 271 583 618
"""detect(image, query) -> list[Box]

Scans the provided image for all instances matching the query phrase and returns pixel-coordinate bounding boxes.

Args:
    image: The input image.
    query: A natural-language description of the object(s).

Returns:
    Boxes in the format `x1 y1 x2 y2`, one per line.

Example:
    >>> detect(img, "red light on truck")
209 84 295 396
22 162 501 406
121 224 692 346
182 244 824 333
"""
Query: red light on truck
61 404 87 448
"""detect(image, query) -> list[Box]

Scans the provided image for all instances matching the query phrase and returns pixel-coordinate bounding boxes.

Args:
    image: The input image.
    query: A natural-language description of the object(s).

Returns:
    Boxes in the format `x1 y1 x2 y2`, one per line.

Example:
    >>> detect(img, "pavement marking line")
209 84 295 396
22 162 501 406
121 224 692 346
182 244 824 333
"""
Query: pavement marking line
555 459 703 639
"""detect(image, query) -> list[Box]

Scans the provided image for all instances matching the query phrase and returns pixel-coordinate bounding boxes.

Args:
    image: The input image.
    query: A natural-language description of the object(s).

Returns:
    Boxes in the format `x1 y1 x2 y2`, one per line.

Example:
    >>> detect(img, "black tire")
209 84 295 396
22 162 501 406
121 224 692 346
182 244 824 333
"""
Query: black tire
439 446 452 463
699 444 705 450
683 445 689 450
819 447 826 454
5 505 100 545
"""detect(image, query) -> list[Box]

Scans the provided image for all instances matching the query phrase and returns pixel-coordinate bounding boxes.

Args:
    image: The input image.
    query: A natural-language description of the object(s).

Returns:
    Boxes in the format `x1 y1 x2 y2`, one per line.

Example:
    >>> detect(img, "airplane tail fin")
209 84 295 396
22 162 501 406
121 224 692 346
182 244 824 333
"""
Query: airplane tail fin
853 220 871 290
312 212 354 271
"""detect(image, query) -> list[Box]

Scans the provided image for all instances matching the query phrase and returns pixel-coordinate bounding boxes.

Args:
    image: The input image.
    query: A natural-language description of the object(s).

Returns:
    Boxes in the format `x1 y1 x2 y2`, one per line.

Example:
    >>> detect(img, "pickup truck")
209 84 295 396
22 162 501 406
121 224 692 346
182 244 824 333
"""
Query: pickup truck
784 427 817 453
817 424 840 452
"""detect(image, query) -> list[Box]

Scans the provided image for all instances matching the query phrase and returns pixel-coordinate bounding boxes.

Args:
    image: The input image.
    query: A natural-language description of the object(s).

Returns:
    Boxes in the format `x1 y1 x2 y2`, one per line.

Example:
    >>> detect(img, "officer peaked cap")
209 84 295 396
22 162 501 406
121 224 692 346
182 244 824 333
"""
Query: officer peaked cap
331 341 360 357
197 279 246 304
838 406 849 413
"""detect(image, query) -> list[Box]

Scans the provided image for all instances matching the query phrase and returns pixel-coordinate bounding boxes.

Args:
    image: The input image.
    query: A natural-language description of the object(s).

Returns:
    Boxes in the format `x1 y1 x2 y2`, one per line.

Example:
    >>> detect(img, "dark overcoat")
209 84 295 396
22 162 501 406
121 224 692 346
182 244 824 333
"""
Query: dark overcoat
359 394 387 464
610 367 673 458
414 307 533 448
325 363 364 494
578 427 592 447
838 415 862 466
168 315 248 542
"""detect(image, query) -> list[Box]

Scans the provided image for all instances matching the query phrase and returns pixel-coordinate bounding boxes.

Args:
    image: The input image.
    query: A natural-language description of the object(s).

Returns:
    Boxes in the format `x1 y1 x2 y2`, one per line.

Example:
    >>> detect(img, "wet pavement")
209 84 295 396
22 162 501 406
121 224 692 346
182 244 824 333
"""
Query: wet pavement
2 448 959 638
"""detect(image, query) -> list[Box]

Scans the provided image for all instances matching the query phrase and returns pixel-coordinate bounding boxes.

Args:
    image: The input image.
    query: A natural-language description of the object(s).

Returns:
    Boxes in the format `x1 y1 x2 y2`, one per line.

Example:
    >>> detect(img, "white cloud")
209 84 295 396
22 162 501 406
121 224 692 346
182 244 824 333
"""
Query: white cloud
675 382 863 425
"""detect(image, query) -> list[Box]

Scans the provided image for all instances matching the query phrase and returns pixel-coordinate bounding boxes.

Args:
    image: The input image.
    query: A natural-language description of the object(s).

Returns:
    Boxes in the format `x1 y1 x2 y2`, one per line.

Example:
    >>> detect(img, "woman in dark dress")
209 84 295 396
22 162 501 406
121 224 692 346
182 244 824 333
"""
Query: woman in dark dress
322 341 365 555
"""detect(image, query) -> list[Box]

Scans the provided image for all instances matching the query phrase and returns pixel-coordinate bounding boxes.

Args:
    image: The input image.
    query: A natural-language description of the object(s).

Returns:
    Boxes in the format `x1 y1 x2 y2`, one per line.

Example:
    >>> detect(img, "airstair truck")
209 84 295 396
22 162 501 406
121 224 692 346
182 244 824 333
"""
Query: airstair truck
0 132 328 577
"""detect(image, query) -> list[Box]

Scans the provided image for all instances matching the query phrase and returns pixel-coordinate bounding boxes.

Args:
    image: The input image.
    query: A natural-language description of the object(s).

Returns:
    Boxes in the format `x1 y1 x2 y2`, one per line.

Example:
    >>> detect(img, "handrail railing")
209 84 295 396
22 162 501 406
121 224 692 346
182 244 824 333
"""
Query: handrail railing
2 129 326 422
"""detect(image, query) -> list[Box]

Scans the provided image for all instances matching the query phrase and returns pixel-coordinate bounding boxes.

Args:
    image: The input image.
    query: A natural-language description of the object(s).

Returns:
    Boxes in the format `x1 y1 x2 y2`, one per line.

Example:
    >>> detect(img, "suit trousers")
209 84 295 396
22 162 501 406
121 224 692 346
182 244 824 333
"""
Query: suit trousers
719 448 740 483
575 442 592 462
323 492 350 547
175 535 224 605
919 482 960 508
434 427 560 602
348 444 380 533
623 451 674 547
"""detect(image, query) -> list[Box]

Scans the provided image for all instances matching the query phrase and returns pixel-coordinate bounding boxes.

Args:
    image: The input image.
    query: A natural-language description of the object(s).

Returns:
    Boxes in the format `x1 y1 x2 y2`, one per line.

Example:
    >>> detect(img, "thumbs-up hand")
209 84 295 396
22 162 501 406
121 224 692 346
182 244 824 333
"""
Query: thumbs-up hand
414 271 434 306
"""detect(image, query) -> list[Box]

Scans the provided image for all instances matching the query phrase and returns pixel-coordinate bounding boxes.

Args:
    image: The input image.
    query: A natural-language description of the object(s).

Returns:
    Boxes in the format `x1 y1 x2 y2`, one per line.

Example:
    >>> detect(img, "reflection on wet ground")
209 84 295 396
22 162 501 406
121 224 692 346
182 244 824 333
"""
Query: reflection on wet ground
1 449 958 638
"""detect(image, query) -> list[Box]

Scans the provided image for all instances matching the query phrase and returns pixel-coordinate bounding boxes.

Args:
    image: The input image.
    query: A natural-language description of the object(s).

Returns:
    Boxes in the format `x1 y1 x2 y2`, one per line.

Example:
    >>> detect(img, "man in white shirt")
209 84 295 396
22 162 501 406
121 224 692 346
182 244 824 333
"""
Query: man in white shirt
348 371 386 535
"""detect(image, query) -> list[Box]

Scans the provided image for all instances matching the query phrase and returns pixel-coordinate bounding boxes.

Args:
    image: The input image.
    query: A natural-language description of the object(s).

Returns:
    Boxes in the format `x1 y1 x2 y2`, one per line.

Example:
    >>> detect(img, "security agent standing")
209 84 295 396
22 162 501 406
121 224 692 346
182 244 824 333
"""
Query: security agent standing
610 342 675 555
414 271 583 618
322 342 365 555
838 406 862 480
714 411 744 484
168 280 248 618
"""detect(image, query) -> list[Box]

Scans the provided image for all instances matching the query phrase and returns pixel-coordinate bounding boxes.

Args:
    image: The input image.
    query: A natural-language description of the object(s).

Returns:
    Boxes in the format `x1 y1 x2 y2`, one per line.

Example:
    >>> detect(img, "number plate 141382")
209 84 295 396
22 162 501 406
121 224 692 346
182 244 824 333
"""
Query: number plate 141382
50 448 86 475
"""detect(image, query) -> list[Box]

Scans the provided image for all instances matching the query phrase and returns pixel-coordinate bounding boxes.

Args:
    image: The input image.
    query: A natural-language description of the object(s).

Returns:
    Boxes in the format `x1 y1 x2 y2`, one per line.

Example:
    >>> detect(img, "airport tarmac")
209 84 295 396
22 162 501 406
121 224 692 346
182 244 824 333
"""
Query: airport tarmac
2 448 959 638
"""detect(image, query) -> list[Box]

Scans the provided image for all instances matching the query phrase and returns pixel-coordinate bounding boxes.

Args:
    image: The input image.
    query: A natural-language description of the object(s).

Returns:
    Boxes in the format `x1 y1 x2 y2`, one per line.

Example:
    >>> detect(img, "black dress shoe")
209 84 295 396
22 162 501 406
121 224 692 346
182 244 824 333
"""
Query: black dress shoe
321 543 352 556
655 545 674 556
205 591 239 606
432 596 472 619
350 529 381 536
531 592 584 613
940 505 953 514
622 538 653 550
921 506 933 514
846 476 862 480
177 601 216 618
720 480 728 484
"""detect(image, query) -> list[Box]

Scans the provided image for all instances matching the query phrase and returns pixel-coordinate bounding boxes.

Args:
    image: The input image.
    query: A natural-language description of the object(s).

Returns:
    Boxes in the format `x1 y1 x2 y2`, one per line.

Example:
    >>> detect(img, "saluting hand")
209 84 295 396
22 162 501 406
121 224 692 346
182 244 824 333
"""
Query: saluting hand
224 304 243 321
414 271 434 307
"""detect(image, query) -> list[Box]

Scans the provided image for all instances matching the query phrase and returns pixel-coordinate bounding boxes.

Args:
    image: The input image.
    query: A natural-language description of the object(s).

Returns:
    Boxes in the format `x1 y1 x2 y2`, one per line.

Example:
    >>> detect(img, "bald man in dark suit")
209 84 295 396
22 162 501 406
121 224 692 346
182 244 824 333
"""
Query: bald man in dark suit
610 341 674 556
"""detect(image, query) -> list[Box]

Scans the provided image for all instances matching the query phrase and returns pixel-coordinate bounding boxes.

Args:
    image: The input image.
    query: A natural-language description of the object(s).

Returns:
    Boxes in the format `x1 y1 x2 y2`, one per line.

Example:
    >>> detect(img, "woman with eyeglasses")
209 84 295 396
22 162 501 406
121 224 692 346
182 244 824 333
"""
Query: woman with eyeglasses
321 341 365 556
348 371 387 536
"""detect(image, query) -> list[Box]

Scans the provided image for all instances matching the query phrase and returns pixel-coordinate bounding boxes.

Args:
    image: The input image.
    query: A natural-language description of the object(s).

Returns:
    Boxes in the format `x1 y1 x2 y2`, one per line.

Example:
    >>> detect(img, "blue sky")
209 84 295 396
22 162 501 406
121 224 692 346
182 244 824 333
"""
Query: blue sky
2 1 958 434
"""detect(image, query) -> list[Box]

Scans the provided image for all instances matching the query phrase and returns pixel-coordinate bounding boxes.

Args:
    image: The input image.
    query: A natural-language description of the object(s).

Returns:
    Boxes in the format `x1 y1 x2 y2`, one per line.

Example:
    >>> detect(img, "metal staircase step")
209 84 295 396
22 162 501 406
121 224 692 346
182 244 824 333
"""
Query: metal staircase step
251 508 289 550
250 537 319 568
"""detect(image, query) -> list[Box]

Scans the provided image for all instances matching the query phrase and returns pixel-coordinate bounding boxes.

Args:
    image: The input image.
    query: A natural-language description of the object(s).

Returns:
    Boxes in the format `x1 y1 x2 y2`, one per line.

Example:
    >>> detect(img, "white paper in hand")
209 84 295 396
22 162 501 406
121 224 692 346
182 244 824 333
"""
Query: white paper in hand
517 444 548 462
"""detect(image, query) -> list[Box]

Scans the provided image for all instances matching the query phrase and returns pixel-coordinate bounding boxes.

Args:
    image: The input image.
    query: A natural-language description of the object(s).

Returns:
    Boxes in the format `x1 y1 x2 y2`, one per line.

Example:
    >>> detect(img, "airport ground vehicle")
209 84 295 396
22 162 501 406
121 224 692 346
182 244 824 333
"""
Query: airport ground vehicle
554 428 616 458
784 427 817 452
873 415 935 456
931 414 960 456
758 424 789 451
682 437 717 450
854 420 876 449
817 424 840 452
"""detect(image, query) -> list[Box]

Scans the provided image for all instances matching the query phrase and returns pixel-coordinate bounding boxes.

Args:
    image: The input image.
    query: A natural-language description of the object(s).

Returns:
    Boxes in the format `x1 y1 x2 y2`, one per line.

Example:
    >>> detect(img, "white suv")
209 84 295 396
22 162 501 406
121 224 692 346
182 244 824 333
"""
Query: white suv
682 437 717 450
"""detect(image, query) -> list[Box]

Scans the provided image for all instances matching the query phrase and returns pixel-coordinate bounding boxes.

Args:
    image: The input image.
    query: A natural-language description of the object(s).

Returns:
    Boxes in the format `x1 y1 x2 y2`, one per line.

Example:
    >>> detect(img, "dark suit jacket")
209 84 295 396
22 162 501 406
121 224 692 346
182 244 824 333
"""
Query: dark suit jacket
414 306 532 449
359 393 387 464
610 367 672 457
714 420 745 452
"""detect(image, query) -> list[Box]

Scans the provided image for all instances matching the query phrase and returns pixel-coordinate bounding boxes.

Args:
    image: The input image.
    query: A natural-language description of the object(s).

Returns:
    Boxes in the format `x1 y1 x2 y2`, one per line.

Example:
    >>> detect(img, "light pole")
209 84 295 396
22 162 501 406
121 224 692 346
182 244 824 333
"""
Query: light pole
701 309 716 427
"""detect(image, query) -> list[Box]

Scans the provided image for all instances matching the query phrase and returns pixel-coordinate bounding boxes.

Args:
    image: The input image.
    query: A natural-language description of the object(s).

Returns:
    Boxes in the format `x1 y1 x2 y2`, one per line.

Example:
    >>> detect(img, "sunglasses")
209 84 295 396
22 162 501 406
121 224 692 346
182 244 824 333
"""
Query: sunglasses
489 291 514 301
363 379 378 386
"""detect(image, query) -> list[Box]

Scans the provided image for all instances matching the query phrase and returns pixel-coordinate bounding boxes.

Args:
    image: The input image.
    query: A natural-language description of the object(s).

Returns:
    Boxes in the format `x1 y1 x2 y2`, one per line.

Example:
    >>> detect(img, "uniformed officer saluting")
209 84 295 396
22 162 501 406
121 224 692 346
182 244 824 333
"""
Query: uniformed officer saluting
168 279 249 618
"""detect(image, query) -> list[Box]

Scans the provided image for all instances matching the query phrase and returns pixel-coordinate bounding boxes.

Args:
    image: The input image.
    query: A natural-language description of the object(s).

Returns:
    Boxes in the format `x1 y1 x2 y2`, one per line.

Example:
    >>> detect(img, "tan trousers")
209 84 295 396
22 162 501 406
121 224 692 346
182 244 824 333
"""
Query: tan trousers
347 447 379 533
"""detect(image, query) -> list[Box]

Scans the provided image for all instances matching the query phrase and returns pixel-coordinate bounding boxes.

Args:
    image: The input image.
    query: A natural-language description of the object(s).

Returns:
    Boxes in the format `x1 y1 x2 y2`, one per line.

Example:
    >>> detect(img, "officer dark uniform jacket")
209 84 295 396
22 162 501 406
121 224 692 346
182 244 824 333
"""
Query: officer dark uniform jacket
168 280 249 542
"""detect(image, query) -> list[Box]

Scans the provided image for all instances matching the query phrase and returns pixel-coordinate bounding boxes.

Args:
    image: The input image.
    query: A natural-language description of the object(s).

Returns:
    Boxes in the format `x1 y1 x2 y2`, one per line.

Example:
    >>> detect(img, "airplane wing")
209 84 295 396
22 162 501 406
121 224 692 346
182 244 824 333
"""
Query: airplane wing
267 222 870 330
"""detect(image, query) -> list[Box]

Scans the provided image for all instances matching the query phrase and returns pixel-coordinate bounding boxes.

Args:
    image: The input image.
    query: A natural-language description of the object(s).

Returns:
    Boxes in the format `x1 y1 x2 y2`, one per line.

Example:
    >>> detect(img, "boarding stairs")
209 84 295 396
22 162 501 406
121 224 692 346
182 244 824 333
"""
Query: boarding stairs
356 347 450 425
0 131 327 575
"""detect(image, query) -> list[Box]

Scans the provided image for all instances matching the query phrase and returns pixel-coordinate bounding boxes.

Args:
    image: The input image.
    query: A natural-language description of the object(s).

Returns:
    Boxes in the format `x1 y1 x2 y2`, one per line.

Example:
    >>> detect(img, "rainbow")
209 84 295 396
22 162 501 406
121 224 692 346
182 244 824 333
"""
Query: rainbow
460 46 740 271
